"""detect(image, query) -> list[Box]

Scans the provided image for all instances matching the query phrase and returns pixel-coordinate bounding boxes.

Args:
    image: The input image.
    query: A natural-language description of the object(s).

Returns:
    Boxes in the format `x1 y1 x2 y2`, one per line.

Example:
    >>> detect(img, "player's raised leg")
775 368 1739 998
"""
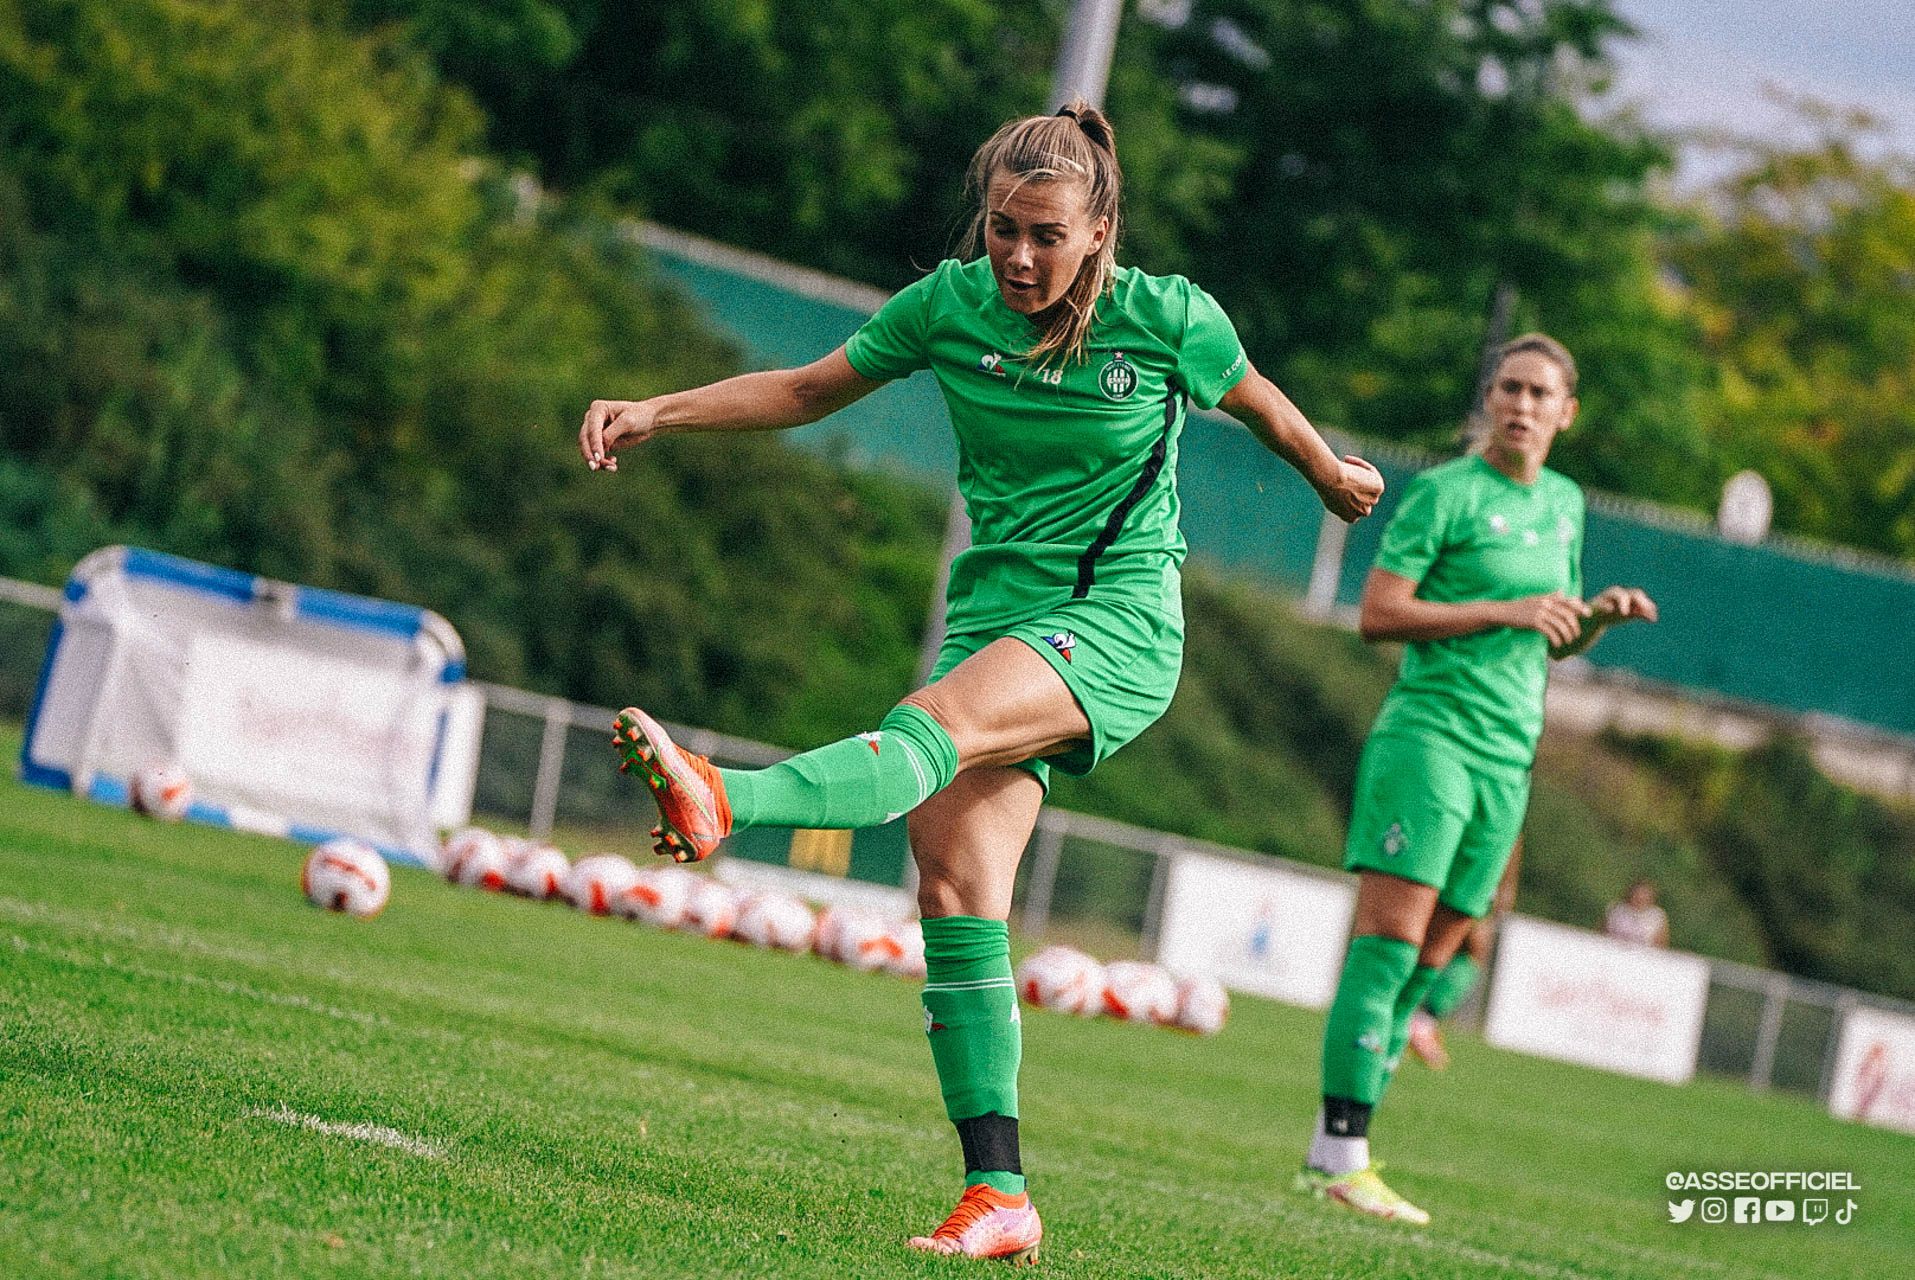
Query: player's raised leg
905 765 1045 1262
614 637 1087 862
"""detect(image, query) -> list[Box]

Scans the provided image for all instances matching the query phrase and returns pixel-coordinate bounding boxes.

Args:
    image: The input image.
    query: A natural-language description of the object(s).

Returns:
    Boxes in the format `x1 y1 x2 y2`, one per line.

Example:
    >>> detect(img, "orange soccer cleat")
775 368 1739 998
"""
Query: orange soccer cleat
907 1184 1042 1263
612 707 732 862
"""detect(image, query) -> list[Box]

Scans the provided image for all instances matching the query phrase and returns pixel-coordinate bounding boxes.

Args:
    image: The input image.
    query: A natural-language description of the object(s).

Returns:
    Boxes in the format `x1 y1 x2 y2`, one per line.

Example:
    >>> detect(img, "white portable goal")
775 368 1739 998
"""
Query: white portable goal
20 547 483 865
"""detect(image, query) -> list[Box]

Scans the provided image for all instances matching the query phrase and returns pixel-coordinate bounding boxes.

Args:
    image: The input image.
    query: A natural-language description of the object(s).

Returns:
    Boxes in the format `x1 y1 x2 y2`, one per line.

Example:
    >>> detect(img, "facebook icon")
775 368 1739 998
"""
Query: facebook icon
1734 1198 1762 1224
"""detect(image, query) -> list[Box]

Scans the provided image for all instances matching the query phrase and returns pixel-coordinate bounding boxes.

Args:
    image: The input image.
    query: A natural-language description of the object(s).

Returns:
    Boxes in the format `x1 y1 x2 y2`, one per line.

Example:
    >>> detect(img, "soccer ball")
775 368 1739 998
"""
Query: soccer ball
882 918 927 980
617 864 696 927
504 841 570 899
301 838 390 918
130 762 192 821
564 854 642 916
822 906 896 971
1016 945 1104 1016
678 876 738 939
733 892 817 952
812 904 864 961
1102 960 1180 1025
453 834 512 892
441 827 503 884
1172 974 1230 1036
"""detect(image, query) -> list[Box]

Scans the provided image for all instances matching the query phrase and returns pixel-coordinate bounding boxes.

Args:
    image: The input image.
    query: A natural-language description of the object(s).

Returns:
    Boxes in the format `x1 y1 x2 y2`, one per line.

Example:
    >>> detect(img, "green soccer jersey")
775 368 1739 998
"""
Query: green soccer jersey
844 257 1246 633
1367 454 1585 772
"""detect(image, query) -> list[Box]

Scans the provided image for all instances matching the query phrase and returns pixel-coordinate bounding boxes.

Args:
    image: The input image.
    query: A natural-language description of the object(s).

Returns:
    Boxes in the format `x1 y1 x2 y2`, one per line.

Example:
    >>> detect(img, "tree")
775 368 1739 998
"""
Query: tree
1667 102 1915 557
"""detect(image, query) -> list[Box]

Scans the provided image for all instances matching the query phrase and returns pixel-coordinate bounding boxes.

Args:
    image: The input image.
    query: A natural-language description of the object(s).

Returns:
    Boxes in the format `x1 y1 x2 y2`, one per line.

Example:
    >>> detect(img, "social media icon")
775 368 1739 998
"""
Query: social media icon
1765 1200 1795 1222
1837 1199 1857 1225
1668 1200 1695 1223
1804 1199 1829 1225
1734 1197 1761 1224
1701 1198 1728 1223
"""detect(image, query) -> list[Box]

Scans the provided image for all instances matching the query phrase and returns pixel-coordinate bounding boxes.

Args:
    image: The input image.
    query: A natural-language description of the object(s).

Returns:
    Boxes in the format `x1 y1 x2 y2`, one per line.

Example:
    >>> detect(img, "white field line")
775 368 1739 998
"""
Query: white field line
247 1104 442 1159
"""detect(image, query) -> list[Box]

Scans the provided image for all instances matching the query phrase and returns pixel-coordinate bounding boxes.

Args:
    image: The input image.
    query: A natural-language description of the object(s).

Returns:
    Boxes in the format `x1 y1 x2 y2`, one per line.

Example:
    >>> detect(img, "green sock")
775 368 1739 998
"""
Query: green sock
1376 963 1444 1101
922 917 1024 1196
1320 935 1419 1105
1422 953 1480 1019
719 704 957 830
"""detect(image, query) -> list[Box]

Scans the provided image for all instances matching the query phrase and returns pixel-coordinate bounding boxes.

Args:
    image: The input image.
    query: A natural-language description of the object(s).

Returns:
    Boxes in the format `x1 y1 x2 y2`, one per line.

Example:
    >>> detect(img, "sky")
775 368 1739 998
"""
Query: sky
1602 0 1915 184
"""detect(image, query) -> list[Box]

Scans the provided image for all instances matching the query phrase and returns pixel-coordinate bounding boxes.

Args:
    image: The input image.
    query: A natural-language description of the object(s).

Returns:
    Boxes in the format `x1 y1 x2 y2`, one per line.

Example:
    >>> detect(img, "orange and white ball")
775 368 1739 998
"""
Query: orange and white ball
882 918 927 980
733 892 817 952
678 876 738 939
441 827 504 885
1172 974 1230 1035
1016 945 1105 1016
618 864 696 927
1101 960 1180 1025
564 854 641 916
504 841 570 899
301 838 390 918
130 763 192 821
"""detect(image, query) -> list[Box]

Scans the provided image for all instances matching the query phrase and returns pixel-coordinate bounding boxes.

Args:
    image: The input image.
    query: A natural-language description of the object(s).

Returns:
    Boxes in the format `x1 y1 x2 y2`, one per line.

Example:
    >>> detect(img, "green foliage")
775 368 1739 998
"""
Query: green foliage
0 0 950 747
1669 102 1915 557
1605 730 1915 999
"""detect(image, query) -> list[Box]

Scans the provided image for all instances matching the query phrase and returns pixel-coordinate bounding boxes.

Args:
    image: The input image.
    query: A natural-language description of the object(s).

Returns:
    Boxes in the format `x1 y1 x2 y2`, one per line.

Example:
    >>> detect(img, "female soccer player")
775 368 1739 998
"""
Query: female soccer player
1299 334 1656 1225
579 103 1383 1260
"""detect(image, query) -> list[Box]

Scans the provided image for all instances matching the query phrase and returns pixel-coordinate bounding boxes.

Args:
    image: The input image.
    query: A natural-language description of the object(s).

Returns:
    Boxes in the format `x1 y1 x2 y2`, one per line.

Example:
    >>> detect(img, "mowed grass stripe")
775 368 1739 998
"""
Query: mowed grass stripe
3 750 1910 1278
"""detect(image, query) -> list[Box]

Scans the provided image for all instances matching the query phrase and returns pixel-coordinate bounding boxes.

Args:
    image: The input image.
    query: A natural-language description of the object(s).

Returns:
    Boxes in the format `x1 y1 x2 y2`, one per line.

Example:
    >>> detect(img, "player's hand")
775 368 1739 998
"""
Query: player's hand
579 399 661 472
1318 455 1385 523
1505 592 1590 648
1588 585 1659 625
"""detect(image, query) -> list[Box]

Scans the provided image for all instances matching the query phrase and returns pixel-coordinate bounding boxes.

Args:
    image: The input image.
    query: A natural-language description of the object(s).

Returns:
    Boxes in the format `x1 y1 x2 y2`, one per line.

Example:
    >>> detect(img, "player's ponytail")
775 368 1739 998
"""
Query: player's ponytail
963 100 1123 367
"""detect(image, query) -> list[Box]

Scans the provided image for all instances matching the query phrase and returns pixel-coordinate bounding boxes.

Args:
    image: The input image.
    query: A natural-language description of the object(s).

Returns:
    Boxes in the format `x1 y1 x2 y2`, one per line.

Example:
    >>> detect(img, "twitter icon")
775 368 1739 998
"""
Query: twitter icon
1669 1200 1696 1223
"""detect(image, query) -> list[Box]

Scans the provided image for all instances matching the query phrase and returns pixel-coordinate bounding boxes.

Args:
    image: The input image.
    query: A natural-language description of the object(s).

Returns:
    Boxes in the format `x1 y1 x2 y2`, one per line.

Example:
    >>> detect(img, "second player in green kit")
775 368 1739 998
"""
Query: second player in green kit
579 102 1384 1261
1300 335 1659 1225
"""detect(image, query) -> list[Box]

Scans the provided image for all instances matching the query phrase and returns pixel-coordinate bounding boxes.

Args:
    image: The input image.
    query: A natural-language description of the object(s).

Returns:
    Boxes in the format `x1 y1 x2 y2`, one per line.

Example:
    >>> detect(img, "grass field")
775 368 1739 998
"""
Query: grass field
4 744 1910 1278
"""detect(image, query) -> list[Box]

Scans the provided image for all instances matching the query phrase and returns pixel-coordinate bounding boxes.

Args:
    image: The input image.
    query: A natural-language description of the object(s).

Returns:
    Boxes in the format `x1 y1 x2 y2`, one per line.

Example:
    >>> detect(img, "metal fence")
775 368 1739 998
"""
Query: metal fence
7 575 1915 1106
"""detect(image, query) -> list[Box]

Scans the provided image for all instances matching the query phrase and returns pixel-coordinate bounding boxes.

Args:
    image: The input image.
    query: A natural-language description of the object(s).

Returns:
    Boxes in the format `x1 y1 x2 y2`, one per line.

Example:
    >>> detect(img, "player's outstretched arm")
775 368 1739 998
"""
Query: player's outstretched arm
580 347 882 471
1549 585 1658 659
1359 569 1591 646
1217 365 1383 523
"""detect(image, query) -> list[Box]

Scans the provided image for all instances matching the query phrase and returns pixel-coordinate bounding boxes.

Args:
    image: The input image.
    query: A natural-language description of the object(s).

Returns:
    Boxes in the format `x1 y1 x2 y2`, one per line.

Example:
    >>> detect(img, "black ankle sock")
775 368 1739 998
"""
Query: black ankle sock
1323 1095 1373 1139
955 1112 1021 1176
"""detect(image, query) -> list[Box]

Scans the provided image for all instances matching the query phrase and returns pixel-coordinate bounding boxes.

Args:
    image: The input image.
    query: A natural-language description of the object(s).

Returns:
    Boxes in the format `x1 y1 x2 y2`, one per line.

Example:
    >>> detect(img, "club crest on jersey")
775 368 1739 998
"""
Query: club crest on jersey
1489 514 1510 535
857 731 882 755
1099 352 1138 401
1042 630 1078 662
978 350 1007 377
1382 822 1407 857
1557 515 1576 544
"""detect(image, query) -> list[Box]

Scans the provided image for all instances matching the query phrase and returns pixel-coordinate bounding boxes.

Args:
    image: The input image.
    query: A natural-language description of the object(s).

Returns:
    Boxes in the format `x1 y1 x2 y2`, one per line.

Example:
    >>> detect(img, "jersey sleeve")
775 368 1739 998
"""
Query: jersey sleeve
1174 280 1248 409
1373 470 1450 584
843 266 938 382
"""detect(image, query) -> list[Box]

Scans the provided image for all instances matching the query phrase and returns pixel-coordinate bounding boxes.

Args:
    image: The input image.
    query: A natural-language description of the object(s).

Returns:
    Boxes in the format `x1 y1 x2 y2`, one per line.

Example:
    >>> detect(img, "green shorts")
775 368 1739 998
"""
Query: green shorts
1343 732 1530 918
931 593 1184 788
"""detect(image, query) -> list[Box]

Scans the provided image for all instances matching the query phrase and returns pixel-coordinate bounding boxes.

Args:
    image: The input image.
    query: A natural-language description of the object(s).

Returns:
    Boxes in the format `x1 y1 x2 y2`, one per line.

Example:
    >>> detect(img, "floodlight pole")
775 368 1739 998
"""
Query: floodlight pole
912 0 1126 687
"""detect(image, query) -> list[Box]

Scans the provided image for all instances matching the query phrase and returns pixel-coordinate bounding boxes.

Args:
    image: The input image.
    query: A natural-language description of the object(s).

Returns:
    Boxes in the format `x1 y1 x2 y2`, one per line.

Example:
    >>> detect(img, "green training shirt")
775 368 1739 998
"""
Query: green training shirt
1367 454 1585 772
844 257 1246 633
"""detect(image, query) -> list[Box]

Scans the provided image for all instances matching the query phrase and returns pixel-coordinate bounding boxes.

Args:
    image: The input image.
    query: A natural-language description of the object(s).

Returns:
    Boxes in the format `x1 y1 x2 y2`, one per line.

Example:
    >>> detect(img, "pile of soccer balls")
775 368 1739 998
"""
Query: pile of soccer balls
1015 944 1229 1035
427 826 928 979
297 824 1228 1034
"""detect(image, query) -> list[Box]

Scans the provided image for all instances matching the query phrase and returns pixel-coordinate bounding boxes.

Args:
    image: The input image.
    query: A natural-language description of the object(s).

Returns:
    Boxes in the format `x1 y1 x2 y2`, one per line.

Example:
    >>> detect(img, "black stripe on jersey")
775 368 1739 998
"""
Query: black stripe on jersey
1073 393 1179 599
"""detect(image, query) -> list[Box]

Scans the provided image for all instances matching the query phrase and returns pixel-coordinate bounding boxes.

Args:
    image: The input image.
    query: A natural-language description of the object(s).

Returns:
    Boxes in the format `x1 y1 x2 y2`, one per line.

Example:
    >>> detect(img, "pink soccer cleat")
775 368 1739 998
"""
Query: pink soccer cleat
1407 1009 1450 1070
907 1184 1042 1263
612 707 732 862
